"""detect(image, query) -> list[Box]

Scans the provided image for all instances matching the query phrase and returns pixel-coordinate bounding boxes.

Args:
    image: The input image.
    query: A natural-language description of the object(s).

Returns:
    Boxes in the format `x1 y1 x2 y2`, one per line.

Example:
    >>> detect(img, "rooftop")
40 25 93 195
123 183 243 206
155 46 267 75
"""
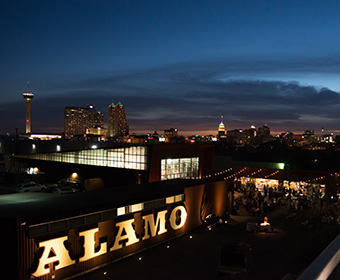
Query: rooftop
73 207 339 280
0 179 197 225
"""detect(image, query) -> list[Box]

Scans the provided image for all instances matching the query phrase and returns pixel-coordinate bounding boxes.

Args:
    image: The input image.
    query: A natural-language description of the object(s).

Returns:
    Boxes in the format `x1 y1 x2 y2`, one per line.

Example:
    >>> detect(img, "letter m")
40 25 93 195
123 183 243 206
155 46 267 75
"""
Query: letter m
142 210 167 240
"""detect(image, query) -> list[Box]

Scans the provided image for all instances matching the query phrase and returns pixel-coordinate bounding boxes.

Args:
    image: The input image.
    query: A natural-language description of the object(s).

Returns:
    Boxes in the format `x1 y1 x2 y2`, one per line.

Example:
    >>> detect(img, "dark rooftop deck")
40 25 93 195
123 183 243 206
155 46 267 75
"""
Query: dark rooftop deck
73 206 338 280
0 179 197 224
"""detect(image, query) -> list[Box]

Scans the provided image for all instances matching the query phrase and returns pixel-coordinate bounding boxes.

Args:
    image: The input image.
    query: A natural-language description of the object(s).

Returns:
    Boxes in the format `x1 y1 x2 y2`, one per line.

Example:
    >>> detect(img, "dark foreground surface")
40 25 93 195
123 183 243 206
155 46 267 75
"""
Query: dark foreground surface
74 206 338 280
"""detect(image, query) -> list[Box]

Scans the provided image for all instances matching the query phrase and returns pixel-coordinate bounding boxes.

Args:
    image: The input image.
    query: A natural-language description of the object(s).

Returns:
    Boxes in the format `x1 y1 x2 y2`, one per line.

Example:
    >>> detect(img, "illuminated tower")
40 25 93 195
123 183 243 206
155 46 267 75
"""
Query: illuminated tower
108 101 129 138
218 115 226 138
23 82 34 134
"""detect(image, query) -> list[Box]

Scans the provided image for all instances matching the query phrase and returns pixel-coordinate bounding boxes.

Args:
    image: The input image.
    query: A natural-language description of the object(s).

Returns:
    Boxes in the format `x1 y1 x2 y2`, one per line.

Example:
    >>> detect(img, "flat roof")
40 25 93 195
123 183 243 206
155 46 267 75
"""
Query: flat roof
0 179 199 225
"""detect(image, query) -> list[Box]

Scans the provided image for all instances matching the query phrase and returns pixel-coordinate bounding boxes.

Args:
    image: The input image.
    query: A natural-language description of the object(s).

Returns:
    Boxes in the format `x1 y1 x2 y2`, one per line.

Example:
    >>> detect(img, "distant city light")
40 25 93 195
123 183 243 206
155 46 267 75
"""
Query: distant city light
30 134 62 140
277 163 285 170
27 167 39 174
91 145 97 149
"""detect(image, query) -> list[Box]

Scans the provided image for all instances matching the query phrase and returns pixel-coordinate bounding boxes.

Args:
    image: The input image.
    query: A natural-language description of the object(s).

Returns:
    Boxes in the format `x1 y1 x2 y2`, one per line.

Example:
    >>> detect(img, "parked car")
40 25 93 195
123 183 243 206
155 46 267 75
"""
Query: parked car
57 179 83 191
53 187 76 194
43 184 58 193
16 182 46 192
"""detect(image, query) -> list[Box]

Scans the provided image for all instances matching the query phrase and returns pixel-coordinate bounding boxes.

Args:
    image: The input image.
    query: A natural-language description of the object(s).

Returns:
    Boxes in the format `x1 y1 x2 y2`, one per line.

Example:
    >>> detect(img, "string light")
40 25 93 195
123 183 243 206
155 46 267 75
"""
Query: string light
264 170 280 179
199 167 234 180
250 169 262 176
201 165 330 186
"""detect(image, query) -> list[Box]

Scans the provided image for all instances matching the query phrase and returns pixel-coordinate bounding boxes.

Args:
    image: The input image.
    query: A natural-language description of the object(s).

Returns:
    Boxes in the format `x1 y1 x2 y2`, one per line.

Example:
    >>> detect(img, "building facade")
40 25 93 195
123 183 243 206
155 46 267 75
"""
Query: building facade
258 124 270 136
10 143 214 187
108 102 129 138
64 105 104 139
0 179 230 280
3 143 227 280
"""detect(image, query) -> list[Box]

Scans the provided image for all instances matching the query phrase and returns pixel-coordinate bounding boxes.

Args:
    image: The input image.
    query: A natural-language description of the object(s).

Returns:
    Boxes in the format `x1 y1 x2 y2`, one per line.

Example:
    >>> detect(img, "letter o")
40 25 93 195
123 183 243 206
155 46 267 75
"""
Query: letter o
169 205 187 230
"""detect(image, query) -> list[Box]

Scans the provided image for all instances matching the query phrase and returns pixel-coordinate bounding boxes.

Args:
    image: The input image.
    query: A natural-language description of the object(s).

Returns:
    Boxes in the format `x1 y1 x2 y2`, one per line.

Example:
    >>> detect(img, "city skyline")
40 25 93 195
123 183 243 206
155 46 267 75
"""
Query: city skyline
2 1 340 136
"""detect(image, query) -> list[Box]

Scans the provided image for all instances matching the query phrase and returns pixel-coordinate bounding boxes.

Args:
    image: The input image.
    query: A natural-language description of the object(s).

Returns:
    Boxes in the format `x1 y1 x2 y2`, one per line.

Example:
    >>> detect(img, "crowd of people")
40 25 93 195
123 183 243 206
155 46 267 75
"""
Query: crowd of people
233 179 340 231
234 182 285 216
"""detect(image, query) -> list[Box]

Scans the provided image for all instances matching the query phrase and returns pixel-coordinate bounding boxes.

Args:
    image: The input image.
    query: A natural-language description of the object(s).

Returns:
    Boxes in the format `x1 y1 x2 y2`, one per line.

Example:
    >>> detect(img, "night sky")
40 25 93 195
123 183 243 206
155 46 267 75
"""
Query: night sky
2 0 340 136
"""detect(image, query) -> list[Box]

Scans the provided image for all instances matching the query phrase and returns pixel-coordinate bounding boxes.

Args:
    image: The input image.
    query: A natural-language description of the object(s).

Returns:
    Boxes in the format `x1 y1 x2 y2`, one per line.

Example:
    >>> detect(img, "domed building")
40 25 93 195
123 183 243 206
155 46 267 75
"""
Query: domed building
218 116 226 138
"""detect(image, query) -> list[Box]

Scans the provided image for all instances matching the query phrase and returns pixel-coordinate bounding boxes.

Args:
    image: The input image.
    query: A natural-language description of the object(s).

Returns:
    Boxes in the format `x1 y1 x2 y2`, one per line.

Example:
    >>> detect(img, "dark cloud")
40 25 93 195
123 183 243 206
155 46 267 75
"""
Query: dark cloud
2 58 340 135
231 109 301 121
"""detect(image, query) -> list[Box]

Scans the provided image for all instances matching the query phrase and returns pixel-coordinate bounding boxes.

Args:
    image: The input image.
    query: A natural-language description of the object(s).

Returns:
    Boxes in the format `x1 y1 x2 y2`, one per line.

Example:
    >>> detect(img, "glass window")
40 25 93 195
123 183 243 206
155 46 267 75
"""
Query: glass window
117 207 125 216
129 203 143 213
16 146 148 170
175 194 184 202
166 194 184 204
161 157 199 181
166 196 175 204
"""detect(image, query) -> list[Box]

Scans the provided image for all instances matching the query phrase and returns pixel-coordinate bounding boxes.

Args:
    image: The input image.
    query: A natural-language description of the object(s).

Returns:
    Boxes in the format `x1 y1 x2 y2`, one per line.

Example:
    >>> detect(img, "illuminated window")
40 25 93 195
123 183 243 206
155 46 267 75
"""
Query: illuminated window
166 197 175 204
117 207 126 216
175 194 184 202
161 157 199 181
166 194 184 204
129 203 143 213
19 146 148 171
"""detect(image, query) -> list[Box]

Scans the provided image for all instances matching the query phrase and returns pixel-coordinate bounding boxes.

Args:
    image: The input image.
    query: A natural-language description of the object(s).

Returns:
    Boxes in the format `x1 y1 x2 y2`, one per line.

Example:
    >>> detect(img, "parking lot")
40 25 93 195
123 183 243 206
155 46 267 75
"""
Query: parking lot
0 179 84 195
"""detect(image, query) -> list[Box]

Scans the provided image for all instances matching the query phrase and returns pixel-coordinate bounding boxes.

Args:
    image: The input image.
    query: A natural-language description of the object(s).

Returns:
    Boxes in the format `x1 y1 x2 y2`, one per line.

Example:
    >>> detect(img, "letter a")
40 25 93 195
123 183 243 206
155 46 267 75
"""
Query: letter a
33 236 75 277
111 218 139 251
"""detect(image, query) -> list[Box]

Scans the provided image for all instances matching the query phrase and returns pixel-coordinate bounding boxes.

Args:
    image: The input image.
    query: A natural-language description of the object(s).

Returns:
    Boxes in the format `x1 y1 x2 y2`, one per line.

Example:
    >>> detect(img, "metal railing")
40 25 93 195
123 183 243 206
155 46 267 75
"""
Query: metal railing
298 234 340 280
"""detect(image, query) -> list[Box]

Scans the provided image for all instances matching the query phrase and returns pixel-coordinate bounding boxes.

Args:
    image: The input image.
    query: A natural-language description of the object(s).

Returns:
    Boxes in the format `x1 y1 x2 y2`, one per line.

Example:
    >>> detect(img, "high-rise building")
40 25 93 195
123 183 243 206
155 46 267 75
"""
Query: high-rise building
258 124 270 136
108 102 129 138
64 105 104 139
23 82 34 134
164 128 178 139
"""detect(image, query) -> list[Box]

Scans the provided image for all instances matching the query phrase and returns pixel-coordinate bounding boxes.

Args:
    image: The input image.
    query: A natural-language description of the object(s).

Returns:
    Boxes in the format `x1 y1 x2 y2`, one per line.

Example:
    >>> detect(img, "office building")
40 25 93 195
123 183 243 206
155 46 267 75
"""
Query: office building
64 105 104 139
108 102 129 138
258 124 270 136
164 128 178 141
